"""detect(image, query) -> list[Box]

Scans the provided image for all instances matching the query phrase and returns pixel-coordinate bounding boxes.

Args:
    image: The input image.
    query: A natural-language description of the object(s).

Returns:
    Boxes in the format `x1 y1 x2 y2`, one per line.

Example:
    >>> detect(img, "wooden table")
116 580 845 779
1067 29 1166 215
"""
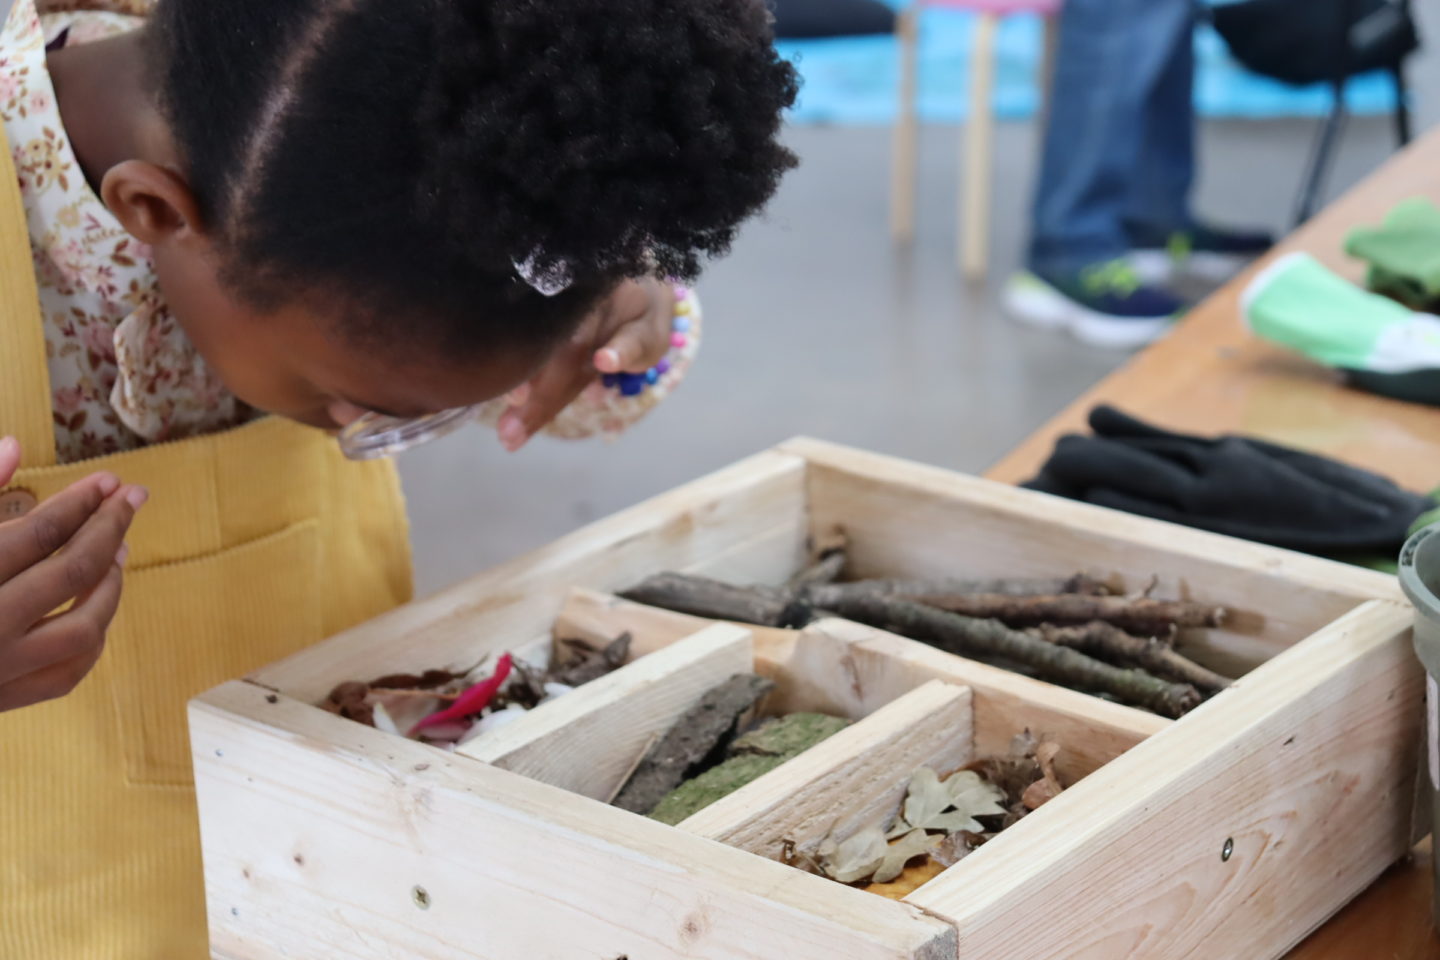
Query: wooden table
985 127 1440 958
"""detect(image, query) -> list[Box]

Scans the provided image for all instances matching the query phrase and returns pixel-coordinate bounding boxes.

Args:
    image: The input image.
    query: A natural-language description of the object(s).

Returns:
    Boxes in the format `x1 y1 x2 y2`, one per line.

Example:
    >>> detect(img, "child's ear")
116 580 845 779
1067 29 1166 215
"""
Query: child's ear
100 160 205 247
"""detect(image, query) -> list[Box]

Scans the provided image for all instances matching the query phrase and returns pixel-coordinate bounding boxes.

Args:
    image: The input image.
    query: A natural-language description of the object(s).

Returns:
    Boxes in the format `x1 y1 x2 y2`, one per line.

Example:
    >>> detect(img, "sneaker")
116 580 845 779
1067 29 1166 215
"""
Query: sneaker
1129 224 1274 286
1004 260 1182 350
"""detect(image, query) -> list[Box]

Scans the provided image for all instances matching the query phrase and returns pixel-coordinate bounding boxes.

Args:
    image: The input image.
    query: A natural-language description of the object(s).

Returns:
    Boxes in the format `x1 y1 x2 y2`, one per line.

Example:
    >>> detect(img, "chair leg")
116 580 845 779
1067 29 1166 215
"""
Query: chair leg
891 6 920 244
1392 64 1412 148
1292 79 1348 228
961 11 997 281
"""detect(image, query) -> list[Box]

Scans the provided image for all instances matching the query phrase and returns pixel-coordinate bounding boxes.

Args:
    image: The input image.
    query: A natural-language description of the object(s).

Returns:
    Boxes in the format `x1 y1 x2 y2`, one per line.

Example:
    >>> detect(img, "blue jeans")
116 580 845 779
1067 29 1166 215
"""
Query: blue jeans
1027 0 1196 275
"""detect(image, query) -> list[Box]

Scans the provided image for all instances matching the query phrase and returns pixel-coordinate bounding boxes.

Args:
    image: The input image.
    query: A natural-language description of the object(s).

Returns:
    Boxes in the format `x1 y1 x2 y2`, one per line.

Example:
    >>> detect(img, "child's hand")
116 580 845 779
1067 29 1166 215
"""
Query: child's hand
497 278 673 451
0 437 146 713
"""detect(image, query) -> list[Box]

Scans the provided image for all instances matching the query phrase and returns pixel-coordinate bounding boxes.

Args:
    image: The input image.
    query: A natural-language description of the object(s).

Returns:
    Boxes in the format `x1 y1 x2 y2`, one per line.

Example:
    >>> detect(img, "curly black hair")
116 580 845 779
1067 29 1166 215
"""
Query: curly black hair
146 0 798 356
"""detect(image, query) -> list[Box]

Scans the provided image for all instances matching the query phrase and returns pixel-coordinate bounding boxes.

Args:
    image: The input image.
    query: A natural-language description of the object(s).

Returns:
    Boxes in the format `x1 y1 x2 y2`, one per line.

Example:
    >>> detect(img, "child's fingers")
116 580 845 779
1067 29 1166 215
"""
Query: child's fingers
0 472 123 583
595 317 669 375
498 348 590 452
0 563 120 688
0 437 19 488
0 632 108 712
0 486 143 635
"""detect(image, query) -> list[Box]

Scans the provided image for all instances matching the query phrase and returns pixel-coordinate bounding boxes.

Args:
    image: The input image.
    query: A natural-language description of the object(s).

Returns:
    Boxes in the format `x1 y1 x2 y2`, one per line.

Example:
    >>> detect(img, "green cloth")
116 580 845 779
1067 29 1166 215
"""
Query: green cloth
1344 197 1440 310
1242 251 1439 373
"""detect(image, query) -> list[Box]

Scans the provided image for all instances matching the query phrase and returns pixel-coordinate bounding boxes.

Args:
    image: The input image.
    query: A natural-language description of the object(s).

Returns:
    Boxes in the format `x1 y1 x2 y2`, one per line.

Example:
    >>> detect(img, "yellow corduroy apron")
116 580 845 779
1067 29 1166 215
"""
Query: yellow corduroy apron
0 126 414 959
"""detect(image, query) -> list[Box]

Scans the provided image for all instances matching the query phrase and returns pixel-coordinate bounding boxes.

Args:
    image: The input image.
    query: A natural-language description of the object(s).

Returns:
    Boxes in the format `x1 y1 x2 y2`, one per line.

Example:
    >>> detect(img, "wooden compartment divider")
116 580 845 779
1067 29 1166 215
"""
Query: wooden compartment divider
458 623 754 800
679 679 974 860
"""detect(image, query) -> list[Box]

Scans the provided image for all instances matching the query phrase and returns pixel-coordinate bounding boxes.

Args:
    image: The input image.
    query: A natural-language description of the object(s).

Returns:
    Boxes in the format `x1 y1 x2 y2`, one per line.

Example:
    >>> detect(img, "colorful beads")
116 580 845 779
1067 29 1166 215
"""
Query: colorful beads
604 281 694 397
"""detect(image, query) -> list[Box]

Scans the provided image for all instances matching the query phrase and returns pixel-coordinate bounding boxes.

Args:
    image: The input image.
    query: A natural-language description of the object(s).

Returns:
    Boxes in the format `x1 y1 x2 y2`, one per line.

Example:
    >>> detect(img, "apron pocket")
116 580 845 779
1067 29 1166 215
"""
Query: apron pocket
107 521 322 787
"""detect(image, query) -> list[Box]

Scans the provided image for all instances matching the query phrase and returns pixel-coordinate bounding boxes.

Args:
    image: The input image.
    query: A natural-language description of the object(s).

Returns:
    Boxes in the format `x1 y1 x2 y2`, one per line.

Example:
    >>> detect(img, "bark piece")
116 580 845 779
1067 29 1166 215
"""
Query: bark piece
611 673 775 815
648 714 849 824
819 593 1201 718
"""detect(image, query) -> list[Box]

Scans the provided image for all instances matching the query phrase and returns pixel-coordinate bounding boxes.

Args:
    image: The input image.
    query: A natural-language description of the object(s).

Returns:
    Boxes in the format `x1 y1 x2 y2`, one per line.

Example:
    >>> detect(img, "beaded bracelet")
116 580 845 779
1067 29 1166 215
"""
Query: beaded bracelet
601 282 694 397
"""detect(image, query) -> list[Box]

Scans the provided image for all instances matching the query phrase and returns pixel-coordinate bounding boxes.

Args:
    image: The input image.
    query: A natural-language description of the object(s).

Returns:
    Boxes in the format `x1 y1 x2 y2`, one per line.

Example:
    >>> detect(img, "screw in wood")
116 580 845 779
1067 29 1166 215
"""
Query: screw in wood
1221 838 1234 862
411 885 431 910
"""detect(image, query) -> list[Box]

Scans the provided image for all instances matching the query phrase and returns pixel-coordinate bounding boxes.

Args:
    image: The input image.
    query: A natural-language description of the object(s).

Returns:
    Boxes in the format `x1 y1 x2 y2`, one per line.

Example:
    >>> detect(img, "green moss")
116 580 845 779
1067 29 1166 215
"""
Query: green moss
648 713 850 825
732 712 851 757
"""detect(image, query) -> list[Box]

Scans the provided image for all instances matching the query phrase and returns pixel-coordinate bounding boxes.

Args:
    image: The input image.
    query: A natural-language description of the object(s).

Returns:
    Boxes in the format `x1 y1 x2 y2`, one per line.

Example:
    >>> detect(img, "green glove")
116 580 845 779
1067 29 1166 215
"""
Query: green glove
1243 251 1440 374
1344 197 1440 310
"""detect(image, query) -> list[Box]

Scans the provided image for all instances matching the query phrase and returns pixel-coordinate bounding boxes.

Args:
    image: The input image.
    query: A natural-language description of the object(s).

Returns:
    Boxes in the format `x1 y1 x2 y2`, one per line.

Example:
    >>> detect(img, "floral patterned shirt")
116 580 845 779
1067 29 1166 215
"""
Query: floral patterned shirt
2 0 697 464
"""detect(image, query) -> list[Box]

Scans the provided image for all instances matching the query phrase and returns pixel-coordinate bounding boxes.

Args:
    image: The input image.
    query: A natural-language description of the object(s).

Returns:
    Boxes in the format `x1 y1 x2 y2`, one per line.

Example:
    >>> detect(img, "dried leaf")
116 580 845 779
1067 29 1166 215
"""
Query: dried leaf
1021 739 1065 810
930 831 979 869
552 634 632 687
874 828 941 883
819 826 888 883
890 768 1006 837
370 702 400 736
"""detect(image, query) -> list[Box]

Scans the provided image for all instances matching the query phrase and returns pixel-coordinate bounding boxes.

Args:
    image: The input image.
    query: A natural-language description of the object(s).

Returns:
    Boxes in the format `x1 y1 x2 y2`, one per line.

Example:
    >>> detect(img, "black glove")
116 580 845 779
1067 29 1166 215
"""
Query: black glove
1024 405 1432 556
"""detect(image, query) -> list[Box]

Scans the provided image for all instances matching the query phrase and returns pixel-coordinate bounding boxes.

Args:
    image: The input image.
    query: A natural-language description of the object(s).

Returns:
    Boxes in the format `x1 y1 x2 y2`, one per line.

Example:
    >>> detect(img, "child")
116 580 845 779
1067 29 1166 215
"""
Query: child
0 0 798 956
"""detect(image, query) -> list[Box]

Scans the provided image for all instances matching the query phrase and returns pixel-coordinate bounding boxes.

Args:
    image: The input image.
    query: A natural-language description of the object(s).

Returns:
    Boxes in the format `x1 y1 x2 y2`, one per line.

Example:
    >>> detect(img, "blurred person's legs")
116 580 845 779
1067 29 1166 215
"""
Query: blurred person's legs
1005 0 1265 348
1006 0 1191 348
1123 16 1271 288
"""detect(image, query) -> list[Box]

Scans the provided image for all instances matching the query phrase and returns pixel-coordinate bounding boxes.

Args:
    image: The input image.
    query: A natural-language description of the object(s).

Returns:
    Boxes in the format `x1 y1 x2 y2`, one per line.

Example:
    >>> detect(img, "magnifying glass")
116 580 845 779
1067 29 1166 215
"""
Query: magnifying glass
336 405 482 460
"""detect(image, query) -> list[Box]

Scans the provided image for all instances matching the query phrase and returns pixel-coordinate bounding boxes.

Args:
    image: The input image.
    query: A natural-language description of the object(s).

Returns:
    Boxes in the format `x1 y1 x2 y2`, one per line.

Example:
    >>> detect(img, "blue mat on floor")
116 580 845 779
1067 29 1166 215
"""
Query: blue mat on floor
776 7 1398 125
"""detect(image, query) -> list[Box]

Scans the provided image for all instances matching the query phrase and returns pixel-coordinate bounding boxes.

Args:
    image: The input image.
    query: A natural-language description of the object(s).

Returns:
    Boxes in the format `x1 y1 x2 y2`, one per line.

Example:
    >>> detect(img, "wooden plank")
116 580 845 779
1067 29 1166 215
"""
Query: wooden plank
908 600 1422 960
459 624 755 800
787 437 1398 677
985 127 1440 493
680 680 975 861
809 619 1164 784
553 590 1162 784
250 450 810 704
191 682 957 960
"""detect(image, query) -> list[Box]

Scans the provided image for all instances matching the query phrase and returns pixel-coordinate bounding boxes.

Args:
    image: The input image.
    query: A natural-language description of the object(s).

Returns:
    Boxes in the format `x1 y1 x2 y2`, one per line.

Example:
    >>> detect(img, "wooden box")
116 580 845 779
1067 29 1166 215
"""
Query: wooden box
192 439 1422 960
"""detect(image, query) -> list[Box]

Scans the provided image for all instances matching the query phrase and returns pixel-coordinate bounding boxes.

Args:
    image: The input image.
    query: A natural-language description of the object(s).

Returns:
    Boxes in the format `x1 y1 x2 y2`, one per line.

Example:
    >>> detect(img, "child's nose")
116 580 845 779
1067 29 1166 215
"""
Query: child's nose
326 400 369 429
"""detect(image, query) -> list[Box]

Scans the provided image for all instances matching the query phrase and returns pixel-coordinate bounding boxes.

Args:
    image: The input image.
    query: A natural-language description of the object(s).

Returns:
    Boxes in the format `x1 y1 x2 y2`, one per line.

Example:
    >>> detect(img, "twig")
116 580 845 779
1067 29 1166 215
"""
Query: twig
805 573 1112 603
864 592 1227 635
620 573 802 627
786 550 848 590
1032 622 1232 694
816 593 1201 718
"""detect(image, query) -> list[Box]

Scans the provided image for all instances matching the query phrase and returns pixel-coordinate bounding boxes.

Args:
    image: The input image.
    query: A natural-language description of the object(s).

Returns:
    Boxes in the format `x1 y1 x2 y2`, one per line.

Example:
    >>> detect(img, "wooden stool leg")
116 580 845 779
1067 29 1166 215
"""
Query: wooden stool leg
961 11 997 281
891 5 920 244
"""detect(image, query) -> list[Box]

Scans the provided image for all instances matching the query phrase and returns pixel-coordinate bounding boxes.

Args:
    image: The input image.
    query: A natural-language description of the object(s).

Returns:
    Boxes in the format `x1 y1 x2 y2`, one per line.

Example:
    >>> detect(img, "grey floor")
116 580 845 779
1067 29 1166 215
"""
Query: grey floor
402 104 1440 594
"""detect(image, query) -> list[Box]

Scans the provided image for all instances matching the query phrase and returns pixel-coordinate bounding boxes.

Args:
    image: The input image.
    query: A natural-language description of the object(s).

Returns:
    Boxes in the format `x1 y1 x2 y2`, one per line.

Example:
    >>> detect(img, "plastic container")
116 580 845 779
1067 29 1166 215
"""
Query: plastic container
1399 522 1440 929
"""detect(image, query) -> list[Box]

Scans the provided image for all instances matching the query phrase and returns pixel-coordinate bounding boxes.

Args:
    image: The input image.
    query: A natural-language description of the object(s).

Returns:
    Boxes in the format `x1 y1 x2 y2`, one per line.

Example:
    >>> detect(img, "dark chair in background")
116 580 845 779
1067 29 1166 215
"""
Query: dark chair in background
1211 0 1421 227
